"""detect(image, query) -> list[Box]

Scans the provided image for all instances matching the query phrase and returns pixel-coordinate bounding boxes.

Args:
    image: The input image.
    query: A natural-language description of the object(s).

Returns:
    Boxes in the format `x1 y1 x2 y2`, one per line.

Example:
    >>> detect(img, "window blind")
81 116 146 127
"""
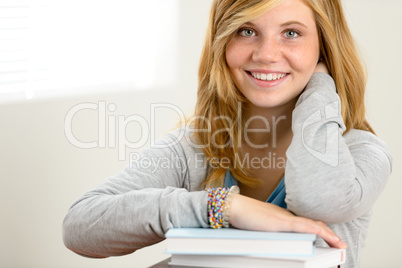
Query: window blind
0 0 179 103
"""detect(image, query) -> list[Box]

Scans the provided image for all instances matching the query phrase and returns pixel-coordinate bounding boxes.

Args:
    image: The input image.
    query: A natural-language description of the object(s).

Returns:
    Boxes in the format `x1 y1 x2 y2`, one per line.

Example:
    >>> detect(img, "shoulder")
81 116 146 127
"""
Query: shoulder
155 127 209 187
156 127 204 156
127 127 207 173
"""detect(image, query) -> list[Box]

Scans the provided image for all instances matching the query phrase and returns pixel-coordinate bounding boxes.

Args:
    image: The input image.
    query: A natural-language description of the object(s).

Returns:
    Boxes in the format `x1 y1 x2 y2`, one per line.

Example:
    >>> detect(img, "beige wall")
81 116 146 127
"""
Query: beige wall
1 0 401 267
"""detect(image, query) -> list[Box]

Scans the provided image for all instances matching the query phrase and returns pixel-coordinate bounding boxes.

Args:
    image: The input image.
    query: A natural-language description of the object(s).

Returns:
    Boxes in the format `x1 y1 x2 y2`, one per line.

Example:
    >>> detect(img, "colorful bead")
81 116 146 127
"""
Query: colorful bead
205 187 229 229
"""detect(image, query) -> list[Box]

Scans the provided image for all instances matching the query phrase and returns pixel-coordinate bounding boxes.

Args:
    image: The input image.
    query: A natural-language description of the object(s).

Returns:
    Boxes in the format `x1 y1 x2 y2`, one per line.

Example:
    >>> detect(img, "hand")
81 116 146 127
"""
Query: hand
314 61 330 74
229 194 348 249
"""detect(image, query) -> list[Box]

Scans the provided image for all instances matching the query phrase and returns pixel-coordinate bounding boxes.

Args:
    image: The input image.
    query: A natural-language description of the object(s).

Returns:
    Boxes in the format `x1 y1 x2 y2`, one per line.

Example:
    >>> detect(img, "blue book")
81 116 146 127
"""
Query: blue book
165 228 316 256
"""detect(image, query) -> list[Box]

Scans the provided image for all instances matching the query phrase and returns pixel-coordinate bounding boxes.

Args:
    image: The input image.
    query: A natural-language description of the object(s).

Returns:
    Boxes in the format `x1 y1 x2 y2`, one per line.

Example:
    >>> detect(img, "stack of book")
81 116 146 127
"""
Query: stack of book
165 228 345 268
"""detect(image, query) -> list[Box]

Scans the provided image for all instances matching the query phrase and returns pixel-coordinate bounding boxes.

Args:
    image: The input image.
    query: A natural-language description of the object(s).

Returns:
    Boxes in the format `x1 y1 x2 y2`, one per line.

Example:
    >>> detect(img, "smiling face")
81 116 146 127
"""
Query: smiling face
225 0 320 110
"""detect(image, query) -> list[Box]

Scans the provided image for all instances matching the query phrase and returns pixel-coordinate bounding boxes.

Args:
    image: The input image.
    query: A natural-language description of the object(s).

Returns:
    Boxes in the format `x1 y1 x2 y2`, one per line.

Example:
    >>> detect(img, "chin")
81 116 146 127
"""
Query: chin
245 95 299 110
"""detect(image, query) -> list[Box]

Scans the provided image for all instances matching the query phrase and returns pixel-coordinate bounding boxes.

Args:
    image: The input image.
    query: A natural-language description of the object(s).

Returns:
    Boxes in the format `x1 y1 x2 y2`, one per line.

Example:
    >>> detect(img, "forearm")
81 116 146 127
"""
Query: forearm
285 73 391 223
62 129 210 257
63 186 209 258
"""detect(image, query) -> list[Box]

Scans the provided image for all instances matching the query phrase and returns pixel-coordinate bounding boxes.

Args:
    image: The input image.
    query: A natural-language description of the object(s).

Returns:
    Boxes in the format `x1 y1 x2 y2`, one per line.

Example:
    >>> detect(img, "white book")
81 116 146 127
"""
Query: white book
169 247 346 268
165 228 316 256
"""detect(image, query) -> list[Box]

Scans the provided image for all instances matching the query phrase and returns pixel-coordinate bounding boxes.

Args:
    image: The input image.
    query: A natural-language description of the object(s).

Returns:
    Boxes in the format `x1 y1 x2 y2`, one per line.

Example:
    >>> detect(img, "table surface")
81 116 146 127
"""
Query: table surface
148 258 211 268
148 258 183 268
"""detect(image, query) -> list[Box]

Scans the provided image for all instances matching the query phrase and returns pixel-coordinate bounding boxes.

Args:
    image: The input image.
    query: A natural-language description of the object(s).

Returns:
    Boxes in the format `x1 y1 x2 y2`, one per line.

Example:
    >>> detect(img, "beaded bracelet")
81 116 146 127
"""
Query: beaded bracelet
205 187 229 229
205 186 240 229
223 185 240 228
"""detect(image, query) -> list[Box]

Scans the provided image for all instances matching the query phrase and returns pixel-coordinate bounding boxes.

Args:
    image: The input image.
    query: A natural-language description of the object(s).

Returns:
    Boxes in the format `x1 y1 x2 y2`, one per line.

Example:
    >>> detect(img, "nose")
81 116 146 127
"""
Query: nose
252 36 281 63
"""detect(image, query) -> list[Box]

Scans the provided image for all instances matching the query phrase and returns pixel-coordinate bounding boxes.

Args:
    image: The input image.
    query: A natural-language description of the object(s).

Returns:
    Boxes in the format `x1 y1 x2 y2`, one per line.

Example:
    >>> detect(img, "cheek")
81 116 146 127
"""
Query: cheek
226 40 252 72
225 47 236 71
287 46 318 72
226 43 242 71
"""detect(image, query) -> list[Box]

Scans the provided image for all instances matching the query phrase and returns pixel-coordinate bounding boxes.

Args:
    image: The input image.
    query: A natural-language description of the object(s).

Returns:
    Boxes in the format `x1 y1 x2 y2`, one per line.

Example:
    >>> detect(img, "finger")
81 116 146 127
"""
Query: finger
311 221 348 249
284 219 347 249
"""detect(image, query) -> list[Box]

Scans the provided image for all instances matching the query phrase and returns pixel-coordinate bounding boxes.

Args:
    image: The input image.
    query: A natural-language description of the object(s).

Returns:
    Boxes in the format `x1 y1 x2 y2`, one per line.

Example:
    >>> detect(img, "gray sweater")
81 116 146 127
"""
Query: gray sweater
63 73 392 268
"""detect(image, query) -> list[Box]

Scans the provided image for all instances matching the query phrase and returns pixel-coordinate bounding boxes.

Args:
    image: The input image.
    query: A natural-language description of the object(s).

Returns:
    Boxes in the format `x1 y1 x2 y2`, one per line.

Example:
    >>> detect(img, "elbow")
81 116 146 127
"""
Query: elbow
62 211 109 258
285 190 359 224
287 203 350 224
285 192 329 221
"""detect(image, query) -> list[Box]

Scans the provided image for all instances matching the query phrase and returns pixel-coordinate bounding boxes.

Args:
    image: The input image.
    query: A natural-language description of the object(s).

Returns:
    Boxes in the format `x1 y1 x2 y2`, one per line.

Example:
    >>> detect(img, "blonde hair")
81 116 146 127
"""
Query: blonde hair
193 0 373 187
305 0 374 134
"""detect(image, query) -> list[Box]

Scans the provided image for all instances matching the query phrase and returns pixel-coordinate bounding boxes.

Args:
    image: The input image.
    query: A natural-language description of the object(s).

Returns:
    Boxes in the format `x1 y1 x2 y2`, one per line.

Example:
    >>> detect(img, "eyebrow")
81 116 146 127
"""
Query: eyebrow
280 20 308 28
242 20 309 29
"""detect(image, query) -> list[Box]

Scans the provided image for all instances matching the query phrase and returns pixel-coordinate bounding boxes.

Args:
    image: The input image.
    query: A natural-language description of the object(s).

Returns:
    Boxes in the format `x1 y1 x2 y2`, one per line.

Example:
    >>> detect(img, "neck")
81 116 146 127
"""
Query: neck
240 100 296 149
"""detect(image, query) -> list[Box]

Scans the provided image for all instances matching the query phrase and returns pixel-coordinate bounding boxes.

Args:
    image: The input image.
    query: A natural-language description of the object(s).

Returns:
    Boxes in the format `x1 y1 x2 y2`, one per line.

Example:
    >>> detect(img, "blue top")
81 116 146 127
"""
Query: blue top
223 170 287 209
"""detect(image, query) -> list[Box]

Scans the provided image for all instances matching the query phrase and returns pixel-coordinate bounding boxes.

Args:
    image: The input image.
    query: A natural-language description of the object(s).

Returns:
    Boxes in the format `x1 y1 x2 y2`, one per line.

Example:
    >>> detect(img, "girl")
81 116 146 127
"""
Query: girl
63 0 392 267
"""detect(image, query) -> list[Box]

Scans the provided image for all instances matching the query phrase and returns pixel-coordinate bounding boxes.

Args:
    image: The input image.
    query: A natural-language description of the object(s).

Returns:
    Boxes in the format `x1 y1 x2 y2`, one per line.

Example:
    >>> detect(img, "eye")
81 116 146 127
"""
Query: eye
238 28 256 37
284 30 300 38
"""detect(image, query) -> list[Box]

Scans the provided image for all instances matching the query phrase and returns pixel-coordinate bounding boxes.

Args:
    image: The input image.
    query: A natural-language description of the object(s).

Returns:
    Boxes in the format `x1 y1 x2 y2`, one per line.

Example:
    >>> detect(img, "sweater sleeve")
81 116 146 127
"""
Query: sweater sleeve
285 73 392 224
62 129 209 258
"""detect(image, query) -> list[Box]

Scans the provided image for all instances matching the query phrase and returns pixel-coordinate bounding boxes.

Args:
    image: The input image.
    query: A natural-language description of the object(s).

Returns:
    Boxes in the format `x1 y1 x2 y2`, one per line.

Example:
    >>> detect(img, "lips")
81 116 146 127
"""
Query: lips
245 70 290 87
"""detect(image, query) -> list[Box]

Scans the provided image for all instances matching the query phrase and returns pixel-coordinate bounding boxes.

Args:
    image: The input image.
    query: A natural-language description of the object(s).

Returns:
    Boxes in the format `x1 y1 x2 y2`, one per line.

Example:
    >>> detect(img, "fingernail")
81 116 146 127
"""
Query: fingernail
333 235 340 242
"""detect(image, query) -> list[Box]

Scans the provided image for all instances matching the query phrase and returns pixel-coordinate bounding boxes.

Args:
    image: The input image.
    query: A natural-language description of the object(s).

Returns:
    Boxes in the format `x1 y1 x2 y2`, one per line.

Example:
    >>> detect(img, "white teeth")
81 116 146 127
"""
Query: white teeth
251 72 286 81
267 73 272 80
